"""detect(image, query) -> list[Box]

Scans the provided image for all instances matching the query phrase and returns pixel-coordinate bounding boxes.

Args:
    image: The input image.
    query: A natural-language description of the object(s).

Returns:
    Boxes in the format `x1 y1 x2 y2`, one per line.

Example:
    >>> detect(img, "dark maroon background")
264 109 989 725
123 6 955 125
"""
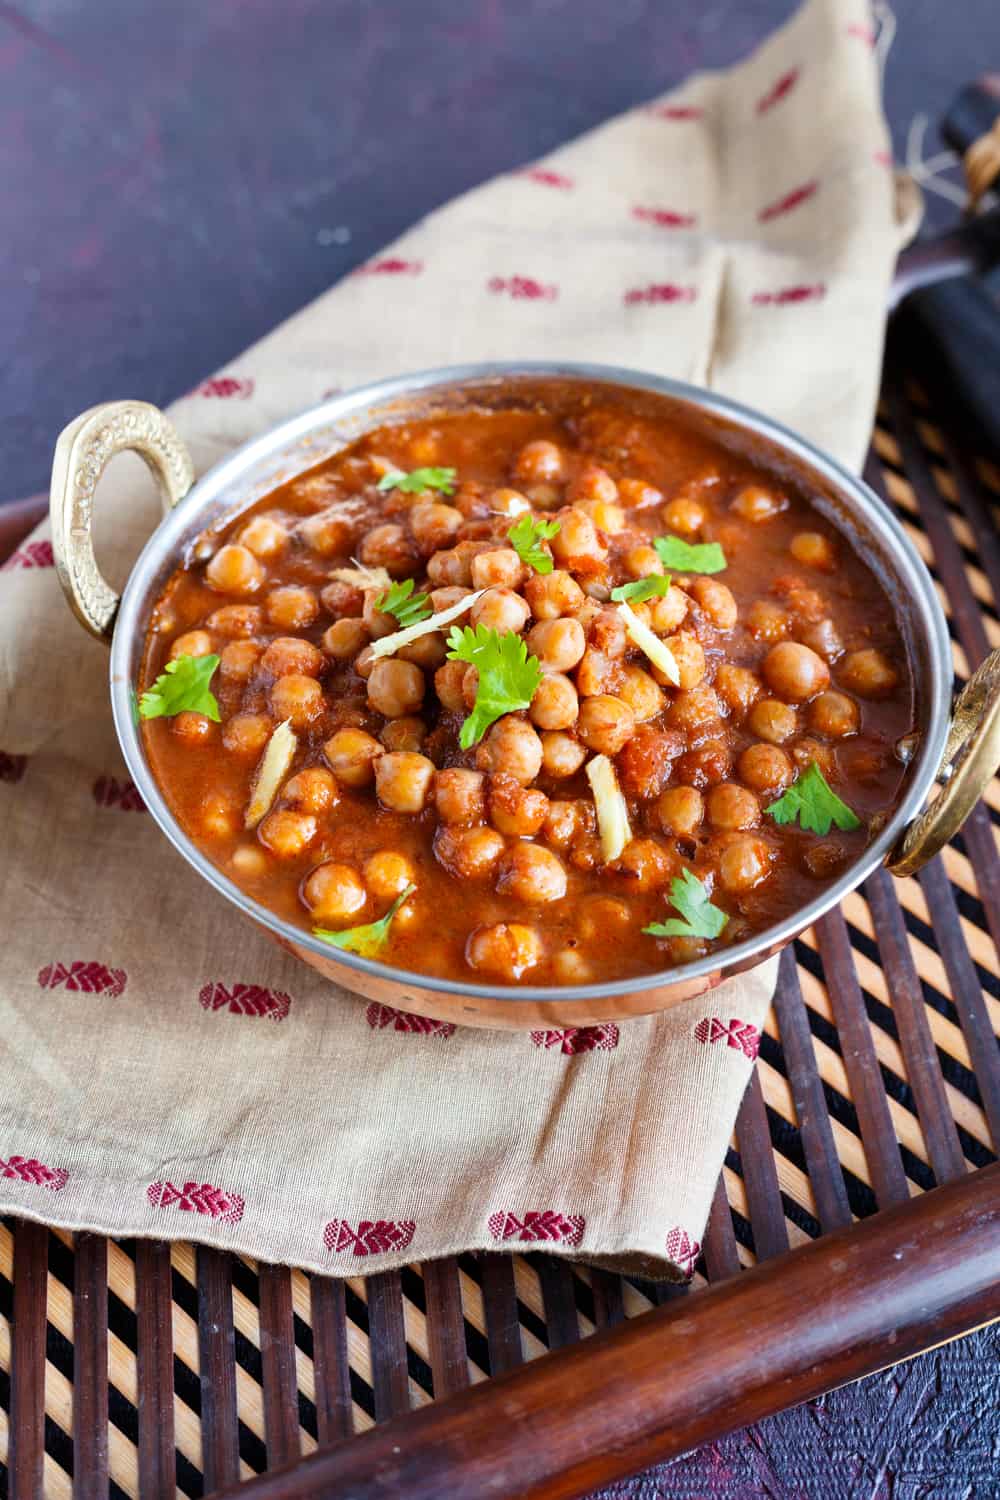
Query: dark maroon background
4 2 1000 1495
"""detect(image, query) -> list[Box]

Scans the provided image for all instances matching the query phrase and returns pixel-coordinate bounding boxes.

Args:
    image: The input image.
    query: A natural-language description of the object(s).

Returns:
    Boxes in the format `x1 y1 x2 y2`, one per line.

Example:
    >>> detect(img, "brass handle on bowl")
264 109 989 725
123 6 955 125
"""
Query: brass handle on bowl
886 648 1000 877
50 400 195 642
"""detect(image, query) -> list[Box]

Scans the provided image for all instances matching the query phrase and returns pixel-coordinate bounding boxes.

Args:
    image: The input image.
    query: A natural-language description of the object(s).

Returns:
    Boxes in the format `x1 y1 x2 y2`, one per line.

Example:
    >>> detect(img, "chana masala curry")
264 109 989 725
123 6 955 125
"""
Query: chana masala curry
141 385 916 986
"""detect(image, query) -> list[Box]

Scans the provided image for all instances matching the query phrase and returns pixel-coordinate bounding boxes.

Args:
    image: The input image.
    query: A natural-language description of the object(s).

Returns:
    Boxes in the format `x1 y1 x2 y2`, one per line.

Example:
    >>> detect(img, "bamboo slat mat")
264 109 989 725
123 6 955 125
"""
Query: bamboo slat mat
1 338 998 1499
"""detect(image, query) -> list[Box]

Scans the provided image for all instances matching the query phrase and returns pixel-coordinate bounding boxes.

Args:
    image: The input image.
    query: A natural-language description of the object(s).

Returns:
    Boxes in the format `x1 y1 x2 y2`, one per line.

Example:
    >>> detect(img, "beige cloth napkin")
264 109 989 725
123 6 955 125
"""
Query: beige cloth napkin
0 0 915 1279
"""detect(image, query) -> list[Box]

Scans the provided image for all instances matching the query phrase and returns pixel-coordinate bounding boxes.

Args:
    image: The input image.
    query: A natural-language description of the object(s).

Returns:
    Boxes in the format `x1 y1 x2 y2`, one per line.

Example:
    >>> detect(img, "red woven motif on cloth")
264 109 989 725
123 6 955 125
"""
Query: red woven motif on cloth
355 257 423 276
2 539 54 570
37 961 127 998
365 1003 455 1038
529 1024 619 1055
147 1180 245 1225
632 205 697 229
0 1155 68 1191
198 982 291 1022
521 168 574 189
751 283 826 306
487 275 558 302
756 66 800 114
694 1016 761 1059
92 775 147 811
647 104 703 120
624 283 697 306
488 1211 585 1247
194 376 254 399
323 1218 416 1256
757 180 818 222
0 753 27 783
665 1226 701 1278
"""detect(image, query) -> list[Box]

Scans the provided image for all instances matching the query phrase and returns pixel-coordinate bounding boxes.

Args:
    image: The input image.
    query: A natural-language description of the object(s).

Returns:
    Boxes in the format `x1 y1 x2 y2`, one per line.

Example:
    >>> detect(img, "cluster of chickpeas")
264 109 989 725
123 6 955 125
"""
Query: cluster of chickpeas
158 429 900 983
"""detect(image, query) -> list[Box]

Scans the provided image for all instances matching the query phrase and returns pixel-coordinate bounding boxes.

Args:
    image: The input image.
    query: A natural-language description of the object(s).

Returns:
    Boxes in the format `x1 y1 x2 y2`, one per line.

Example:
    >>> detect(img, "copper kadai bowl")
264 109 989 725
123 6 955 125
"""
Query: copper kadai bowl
50 365 1000 1029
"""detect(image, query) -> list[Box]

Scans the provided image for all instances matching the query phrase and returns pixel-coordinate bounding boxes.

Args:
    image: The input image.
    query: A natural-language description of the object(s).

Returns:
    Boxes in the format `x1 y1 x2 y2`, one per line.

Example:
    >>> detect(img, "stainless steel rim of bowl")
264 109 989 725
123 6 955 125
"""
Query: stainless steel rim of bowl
110 361 953 1004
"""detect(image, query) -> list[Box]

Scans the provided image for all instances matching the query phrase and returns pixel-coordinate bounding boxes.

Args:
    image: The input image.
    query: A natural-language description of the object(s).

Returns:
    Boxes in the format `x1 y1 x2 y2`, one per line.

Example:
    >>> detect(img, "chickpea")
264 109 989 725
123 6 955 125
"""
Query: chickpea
745 599 790 643
657 785 704 837
353 644 377 679
302 861 367 923
323 617 369 660
648 587 689 636
737 743 793 794
452 481 491 520
552 949 592 984
219 639 262 682
410 502 462 555
231 844 269 879
429 586 468 613
772 575 825 622
266 586 319 632
540 730 587 778
667 684 721 734
206 603 264 638
380 715 426 752
577 497 626 534
623 544 665 581
575 647 619 697
170 629 214 660
661 495 707 536
618 477 664 510
426 539 485 587
731 484 787 523
568 462 618 506
239 515 288 560
714 664 761 718
707 782 761 831
434 660 468 713
367 659 425 718
716 834 772 893
550 510 607 571
466 922 542 979
476 717 543 784
617 664 664 723
375 751 435 813
323 727 382 786
513 440 568 486
364 851 416 901
497 843 567 903
529 672 579 731
435 767 486 826
472 548 526 590
320 579 364 618
206 544 264 597
360 523 417 578
688 577 737 632
222 711 272 754
588 608 627 659
283 767 340 813
200 792 238 838
461 665 479 709
523 570 584 619
577 695 636 755
435 825 506 881
527 618 586 673
489 774 549 836
809 690 860 737
543 800 587 848
838 649 898 699
798 617 843 663
790 531 835 571
361 591 397 640
791 737 836 778
489 487 532 519
747 697 798 744
677 738 732 788
617 724 683 799
763 641 830 702
580 897 632 943
614 837 672 890
663 631 705 690
270 674 324 728
261 637 324 678
469 588 531 635
297 508 355 557
259 809 317 858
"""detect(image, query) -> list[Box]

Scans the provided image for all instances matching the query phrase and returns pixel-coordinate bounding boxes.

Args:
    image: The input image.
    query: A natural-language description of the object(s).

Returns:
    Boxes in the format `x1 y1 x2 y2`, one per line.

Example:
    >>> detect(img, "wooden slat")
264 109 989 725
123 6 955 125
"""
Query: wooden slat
310 1275 354 1447
9 1220 48 1500
134 1239 175 1500
700 1175 742 1282
865 869 967 1184
589 1270 625 1328
479 1256 522 1375
422 1259 469 1398
257 1264 300 1467
772 948 852 1231
196 1247 240 1491
73 1233 109 1500
535 1260 579 1349
366 1271 410 1420
734 1071 789 1260
813 912 910 1209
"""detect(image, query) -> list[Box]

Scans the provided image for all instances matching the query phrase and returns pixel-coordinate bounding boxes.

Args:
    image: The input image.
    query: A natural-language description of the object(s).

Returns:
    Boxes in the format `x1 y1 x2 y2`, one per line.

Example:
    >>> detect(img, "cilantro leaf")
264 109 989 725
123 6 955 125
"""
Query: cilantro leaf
314 884 416 958
643 867 729 941
375 577 432 629
139 653 221 722
507 514 561 575
610 573 672 603
376 466 456 495
445 624 542 749
653 536 727 574
766 760 861 835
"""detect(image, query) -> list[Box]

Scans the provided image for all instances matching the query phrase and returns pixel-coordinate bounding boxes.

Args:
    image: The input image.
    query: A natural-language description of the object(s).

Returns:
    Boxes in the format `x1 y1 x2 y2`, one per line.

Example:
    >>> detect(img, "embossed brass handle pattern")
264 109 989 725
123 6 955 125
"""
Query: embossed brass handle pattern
50 401 195 641
887 649 1000 877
